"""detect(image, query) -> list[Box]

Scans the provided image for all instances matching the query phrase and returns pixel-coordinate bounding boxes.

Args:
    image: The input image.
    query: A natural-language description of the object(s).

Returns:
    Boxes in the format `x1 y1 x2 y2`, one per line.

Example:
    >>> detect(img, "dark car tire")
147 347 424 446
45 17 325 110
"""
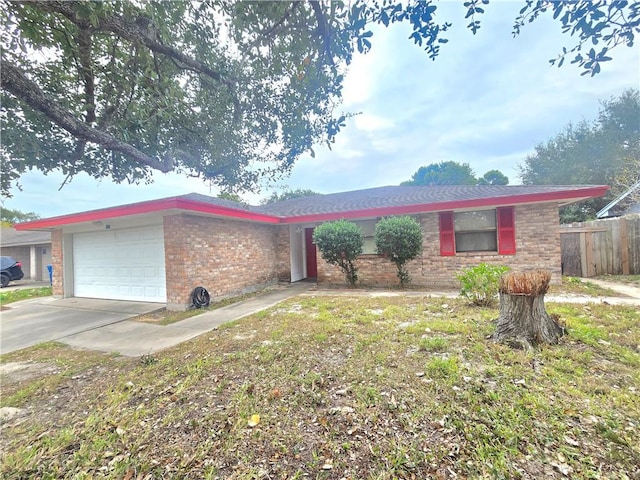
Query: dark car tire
0 273 10 288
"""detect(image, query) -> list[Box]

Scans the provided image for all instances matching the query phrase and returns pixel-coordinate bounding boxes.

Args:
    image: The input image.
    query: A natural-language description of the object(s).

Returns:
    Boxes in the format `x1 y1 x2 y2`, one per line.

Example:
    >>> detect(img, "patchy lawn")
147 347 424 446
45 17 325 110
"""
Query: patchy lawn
133 285 292 325
0 287 52 307
1 296 638 479
135 276 624 327
548 276 619 297
132 307 207 326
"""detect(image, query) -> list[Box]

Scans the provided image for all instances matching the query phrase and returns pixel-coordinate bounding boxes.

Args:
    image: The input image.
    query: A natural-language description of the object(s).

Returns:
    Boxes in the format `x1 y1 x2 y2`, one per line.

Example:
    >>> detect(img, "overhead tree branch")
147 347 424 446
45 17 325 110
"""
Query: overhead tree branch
76 25 96 124
244 1 302 55
309 1 334 65
69 23 94 165
1 58 172 172
259 1 301 39
36 0 242 122
97 41 128 129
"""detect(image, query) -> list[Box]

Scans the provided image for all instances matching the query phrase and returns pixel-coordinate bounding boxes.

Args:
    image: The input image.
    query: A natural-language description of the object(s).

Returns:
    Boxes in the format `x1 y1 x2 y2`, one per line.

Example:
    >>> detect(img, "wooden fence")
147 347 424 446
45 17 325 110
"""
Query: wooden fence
560 214 640 277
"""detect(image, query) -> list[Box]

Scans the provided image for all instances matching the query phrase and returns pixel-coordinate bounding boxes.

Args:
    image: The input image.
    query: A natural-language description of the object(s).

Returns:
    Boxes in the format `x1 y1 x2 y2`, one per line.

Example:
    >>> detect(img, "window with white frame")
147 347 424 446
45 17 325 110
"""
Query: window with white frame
354 219 378 254
454 210 497 252
439 207 516 256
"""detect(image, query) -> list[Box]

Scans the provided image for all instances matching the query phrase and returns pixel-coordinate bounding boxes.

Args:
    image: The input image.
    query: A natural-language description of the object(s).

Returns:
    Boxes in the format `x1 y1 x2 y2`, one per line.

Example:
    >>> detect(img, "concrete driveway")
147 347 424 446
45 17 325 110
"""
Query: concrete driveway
0 297 162 354
1 280 51 291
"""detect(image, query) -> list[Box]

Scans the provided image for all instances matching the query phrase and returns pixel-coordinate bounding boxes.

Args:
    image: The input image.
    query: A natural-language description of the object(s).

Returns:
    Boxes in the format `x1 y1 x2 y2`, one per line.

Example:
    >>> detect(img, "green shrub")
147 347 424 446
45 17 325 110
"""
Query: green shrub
374 216 423 287
457 263 510 306
313 219 363 286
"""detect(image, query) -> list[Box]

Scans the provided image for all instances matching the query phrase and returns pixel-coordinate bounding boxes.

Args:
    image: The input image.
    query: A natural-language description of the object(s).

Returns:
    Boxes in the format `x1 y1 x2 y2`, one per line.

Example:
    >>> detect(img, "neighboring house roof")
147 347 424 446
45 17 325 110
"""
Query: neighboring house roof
15 184 609 231
626 202 640 215
0 227 51 247
596 180 640 218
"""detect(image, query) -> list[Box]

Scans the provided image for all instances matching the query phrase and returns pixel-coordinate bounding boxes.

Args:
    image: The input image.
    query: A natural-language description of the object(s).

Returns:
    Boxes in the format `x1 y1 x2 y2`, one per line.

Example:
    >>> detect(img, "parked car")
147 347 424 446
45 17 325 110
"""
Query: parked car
1 256 24 287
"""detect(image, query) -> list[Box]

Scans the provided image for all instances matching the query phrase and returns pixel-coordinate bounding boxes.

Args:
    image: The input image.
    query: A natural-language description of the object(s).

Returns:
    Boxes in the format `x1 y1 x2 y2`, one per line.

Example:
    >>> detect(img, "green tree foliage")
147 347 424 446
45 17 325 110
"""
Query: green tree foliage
313 220 363 287
2 1 636 197
401 162 477 186
477 170 509 185
402 162 509 186
0 207 40 226
611 156 640 212
261 189 320 205
217 192 243 203
374 216 423 287
519 89 640 222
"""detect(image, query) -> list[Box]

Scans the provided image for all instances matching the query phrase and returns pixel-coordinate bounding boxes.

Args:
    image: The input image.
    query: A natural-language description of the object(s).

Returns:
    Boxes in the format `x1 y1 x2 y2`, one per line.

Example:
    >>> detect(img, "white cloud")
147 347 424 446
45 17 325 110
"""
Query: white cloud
353 113 394 132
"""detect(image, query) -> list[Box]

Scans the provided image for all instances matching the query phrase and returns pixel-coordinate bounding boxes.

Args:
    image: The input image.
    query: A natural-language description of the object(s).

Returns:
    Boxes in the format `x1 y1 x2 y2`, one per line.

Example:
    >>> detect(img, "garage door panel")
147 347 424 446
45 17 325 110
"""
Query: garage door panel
74 226 165 302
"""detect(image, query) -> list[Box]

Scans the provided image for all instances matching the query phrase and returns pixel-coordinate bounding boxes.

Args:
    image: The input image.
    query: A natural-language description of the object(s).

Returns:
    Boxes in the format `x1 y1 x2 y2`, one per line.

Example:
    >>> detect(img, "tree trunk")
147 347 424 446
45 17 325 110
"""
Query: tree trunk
493 270 565 348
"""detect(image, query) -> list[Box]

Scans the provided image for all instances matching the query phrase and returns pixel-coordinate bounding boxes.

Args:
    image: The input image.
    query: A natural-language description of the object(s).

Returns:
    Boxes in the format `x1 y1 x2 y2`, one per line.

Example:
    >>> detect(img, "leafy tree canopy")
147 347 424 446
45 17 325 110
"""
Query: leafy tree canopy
477 169 509 185
401 161 509 186
519 89 640 222
2 1 637 197
401 162 477 186
1 207 40 226
217 192 243 203
261 188 320 205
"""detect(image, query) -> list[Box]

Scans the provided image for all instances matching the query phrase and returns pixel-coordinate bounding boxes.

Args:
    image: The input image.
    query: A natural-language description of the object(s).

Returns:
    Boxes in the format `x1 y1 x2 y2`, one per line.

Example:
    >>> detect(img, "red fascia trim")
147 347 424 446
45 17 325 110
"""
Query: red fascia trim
282 186 609 223
15 186 608 230
15 199 179 230
15 197 280 230
172 199 280 224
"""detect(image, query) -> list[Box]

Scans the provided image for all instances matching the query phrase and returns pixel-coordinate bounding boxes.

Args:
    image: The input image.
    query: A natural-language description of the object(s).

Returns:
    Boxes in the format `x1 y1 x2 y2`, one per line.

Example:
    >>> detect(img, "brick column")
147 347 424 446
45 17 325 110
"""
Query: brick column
51 229 64 296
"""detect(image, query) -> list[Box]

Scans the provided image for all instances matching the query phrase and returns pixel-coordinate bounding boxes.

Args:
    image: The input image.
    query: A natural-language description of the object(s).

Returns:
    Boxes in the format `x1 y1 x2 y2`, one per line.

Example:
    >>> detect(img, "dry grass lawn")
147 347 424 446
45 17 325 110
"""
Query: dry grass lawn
1 294 639 479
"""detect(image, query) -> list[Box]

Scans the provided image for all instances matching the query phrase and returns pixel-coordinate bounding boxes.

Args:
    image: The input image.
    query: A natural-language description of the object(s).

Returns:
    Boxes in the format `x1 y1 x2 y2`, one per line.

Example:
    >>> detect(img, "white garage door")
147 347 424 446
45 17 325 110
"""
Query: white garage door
73 225 166 302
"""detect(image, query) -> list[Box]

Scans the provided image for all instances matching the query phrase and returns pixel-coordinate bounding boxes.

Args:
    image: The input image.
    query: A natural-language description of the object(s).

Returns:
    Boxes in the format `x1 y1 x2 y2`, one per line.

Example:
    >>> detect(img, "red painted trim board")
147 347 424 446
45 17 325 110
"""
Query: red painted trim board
15 186 608 230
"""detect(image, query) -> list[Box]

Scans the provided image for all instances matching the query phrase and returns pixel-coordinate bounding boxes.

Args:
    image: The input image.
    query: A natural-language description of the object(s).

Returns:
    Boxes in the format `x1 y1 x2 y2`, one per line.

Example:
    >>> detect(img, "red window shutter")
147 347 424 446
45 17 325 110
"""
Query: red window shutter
497 206 516 255
439 211 455 256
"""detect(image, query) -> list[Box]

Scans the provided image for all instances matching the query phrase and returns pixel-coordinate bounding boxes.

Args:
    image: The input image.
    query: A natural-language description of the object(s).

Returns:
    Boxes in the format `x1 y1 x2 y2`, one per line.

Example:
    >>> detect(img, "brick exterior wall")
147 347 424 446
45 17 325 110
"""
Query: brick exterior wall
317 204 561 288
46 203 561 306
163 214 281 310
51 229 64 296
275 225 291 281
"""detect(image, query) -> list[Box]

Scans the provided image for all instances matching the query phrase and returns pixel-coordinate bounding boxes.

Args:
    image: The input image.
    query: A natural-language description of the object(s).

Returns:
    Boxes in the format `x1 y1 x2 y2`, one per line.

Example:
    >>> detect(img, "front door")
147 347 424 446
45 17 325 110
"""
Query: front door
305 228 317 278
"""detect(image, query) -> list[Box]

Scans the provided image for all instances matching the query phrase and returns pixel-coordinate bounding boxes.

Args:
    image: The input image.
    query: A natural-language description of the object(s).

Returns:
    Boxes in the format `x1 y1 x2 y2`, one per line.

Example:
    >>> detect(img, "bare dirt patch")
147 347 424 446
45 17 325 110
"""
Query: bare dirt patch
0 361 59 385
131 308 173 324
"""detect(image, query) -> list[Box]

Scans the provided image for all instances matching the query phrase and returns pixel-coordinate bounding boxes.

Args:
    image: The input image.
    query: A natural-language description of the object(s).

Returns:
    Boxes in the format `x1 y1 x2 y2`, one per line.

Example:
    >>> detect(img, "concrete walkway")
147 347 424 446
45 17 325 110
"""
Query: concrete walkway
545 278 640 306
586 278 640 299
60 282 313 356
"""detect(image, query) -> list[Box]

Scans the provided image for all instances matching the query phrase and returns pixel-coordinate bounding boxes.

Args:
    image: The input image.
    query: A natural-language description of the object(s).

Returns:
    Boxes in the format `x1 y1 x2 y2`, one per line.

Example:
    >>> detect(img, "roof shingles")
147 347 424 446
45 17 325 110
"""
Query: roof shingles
15 184 608 230
254 185 606 217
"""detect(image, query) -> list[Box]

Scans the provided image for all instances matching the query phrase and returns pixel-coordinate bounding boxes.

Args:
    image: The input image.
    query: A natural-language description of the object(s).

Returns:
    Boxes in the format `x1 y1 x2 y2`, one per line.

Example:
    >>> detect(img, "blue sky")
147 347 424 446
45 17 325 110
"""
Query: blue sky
4 1 639 218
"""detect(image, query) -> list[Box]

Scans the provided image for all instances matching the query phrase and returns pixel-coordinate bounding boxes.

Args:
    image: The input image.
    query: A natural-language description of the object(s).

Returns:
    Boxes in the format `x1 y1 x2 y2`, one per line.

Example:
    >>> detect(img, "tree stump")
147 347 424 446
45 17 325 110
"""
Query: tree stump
493 270 565 349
